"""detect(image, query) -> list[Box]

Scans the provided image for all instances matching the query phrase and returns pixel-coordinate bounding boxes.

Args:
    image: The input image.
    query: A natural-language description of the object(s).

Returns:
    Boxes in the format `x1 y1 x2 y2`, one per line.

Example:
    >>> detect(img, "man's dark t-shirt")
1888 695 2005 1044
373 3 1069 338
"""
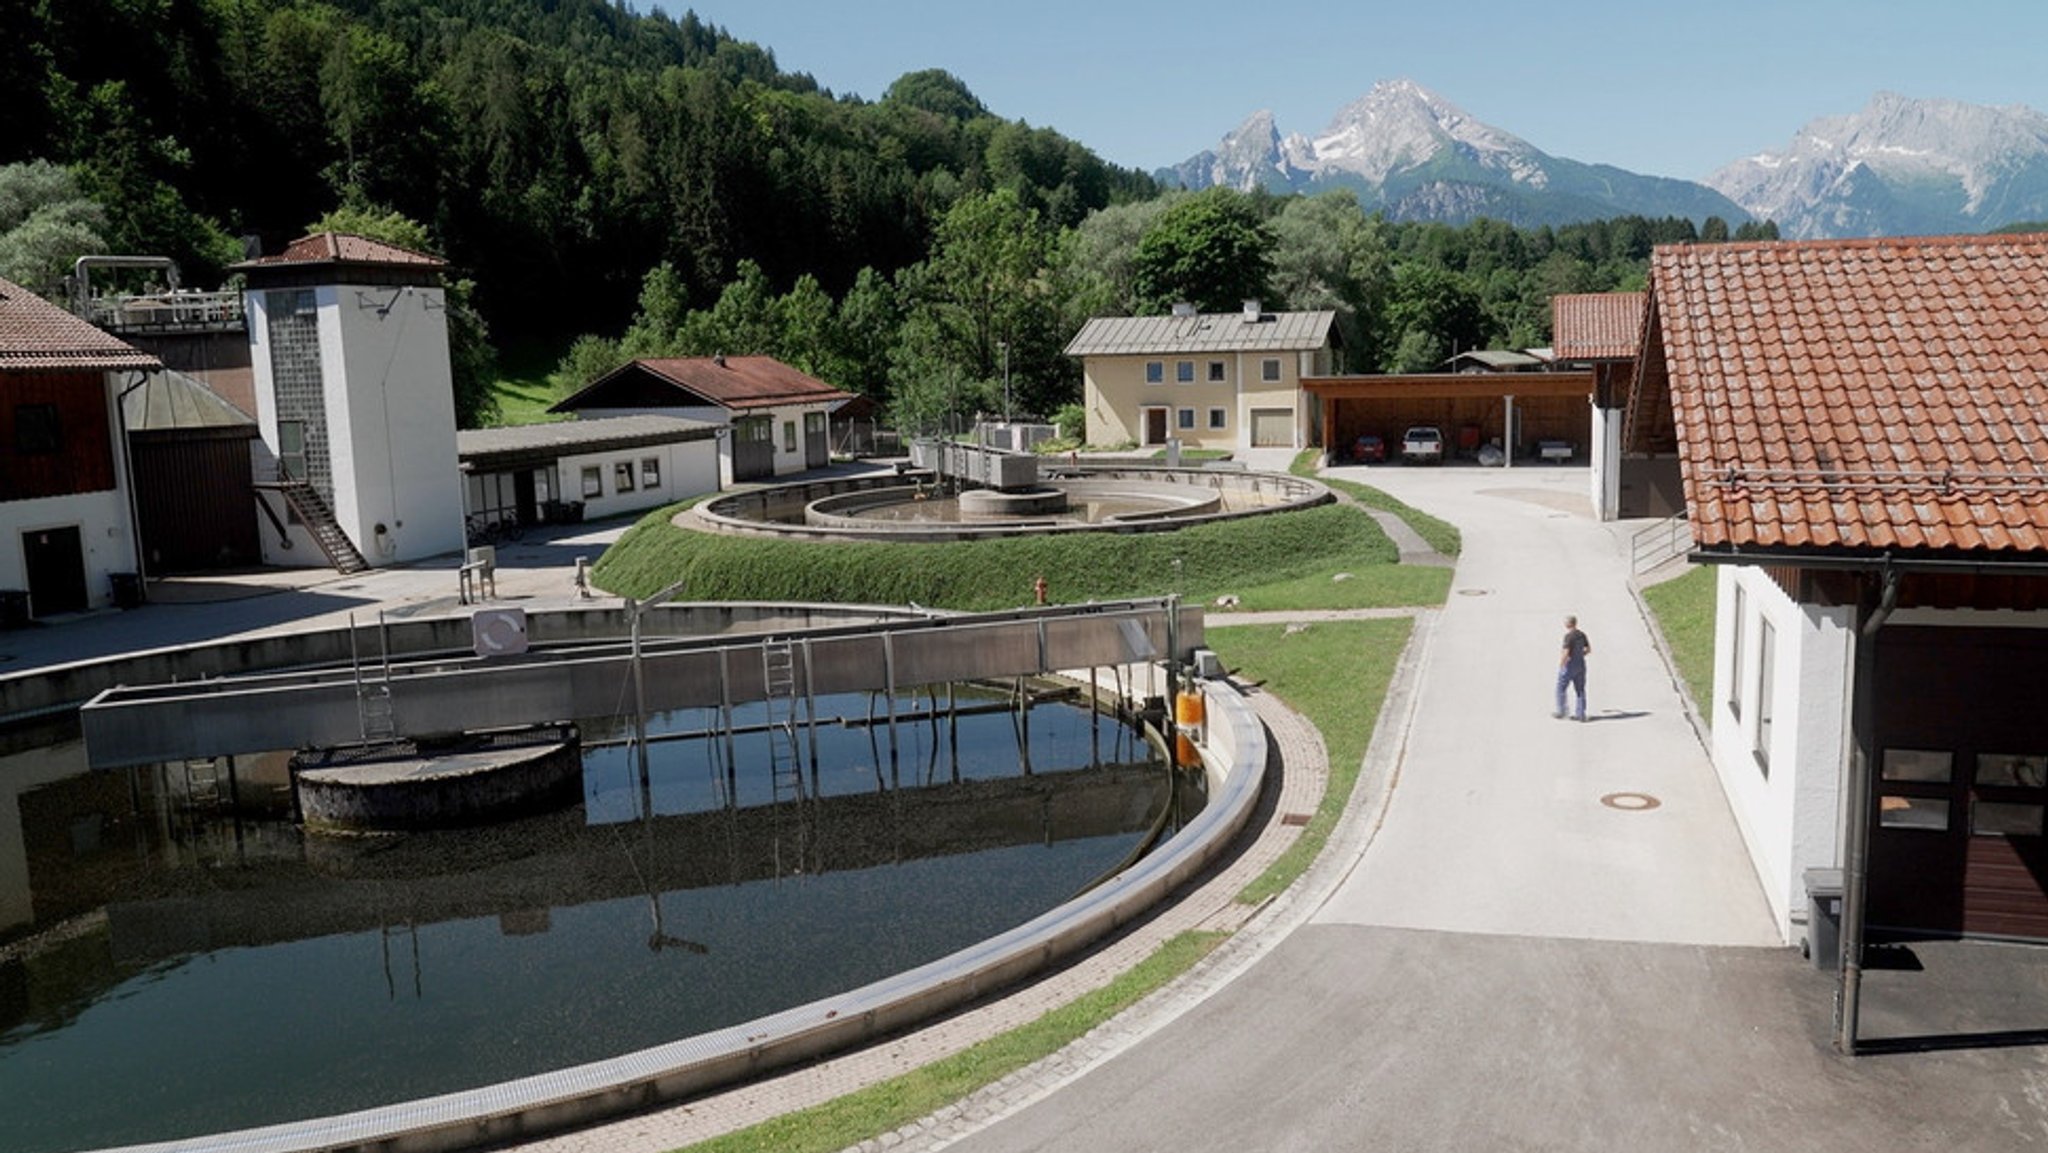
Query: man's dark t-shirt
1563 628 1590 667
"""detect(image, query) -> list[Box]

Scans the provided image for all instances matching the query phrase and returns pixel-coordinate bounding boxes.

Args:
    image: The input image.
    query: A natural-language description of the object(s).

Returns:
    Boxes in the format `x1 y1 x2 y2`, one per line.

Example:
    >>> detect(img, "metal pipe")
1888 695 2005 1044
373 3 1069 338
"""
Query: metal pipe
1836 562 1900 1055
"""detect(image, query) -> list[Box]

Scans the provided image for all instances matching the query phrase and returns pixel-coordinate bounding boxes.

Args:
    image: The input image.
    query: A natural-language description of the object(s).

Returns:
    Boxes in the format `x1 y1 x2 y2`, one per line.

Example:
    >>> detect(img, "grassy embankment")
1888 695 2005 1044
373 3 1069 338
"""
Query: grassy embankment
582 457 1448 1152
1640 565 1716 713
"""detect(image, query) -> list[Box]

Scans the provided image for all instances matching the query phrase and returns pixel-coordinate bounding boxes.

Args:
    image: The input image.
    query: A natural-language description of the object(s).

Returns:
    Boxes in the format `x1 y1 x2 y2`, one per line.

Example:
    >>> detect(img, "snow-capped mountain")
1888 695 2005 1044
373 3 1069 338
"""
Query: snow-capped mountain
1706 92 2048 239
1160 79 1748 228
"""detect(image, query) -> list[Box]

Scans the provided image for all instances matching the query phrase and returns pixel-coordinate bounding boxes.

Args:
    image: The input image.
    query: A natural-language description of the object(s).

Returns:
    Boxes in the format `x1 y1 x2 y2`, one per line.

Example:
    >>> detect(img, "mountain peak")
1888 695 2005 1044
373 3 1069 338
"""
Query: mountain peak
1707 92 2048 237
1157 80 1748 229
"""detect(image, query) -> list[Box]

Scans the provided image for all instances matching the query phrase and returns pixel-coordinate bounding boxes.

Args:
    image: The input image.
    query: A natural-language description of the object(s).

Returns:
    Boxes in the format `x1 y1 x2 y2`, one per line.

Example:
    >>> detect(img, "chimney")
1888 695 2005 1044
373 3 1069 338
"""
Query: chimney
713 353 726 367
1171 302 1196 318
1241 299 1262 323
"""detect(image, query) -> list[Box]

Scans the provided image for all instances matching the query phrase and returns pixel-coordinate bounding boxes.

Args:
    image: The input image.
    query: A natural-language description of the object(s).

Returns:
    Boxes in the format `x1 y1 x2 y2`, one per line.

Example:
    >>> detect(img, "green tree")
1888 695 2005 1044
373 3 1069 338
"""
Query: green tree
1381 263 1488 371
0 160 107 296
1132 187 1275 313
1269 191 1389 367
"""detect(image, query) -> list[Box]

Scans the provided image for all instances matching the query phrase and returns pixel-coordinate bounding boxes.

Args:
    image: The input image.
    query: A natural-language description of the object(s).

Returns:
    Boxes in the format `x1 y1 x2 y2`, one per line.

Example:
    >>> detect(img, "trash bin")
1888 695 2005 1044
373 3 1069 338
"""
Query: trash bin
109 572 143 609
1805 867 1844 970
0 589 27 628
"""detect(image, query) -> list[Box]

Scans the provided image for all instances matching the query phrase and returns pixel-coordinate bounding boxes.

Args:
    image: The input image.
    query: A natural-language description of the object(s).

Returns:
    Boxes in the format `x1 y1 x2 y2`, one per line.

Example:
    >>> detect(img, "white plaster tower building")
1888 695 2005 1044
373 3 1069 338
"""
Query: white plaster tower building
235 234 465 568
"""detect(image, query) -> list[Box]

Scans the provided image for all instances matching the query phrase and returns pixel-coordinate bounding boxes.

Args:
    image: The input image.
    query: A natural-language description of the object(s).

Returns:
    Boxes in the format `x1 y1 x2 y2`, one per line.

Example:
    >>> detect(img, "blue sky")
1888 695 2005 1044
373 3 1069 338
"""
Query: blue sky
649 1 2046 180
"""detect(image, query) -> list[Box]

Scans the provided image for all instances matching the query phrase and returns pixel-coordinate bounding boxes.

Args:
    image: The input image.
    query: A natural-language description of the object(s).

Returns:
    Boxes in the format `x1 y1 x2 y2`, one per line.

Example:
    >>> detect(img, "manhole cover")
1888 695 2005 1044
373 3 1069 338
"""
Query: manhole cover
1600 792 1662 812
1280 812 1312 827
1457 588 1491 597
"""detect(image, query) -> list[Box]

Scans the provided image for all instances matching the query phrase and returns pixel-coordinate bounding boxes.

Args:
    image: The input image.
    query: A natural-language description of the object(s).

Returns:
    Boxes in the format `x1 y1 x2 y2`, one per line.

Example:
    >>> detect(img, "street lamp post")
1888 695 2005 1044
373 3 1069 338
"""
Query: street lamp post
999 339 1011 425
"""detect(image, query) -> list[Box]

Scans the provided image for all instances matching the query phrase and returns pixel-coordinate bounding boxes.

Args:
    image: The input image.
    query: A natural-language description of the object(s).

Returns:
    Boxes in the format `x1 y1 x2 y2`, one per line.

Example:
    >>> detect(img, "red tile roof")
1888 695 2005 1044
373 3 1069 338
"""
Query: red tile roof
1552 292 1645 361
1651 234 2048 555
621 356 851 410
233 232 446 269
0 276 161 372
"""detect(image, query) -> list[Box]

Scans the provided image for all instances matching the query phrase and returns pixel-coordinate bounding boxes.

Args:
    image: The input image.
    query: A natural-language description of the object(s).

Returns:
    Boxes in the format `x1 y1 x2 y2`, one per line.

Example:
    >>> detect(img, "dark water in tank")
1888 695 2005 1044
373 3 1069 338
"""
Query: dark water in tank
0 687 1194 1153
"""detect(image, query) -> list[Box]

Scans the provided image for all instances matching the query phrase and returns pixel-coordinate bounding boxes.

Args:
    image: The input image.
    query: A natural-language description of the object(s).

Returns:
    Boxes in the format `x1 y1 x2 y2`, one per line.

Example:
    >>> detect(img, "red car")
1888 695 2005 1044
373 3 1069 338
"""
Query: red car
1353 434 1386 463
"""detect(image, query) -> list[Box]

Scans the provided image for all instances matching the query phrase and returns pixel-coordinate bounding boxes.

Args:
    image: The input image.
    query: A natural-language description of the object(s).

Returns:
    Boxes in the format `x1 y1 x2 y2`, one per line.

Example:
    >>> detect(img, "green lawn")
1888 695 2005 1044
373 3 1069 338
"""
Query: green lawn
485 338 574 426
594 500 1451 611
1207 618 1414 904
1641 565 1716 713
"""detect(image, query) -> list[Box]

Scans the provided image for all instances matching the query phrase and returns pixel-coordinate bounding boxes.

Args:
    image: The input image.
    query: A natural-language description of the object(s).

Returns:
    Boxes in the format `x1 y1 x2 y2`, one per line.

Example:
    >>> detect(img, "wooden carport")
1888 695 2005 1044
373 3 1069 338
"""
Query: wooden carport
1303 371 1595 465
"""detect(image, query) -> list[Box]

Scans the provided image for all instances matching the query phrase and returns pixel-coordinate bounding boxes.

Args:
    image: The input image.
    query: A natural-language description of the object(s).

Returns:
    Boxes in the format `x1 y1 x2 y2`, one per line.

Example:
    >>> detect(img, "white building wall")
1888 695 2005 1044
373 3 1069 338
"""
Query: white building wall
557 439 721 521
330 285 464 563
1709 565 1855 942
0 375 139 609
1589 404 1623 520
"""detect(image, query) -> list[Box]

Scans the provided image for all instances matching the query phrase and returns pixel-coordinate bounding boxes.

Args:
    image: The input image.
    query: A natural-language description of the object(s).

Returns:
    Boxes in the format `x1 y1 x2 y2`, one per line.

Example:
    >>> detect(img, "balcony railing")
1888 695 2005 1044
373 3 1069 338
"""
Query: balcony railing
83 289 244 333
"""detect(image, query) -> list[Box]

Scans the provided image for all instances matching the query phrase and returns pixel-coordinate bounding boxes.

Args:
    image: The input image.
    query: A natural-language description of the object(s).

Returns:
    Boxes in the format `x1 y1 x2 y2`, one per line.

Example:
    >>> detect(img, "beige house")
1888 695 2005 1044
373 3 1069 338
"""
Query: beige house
1064 303 1337 451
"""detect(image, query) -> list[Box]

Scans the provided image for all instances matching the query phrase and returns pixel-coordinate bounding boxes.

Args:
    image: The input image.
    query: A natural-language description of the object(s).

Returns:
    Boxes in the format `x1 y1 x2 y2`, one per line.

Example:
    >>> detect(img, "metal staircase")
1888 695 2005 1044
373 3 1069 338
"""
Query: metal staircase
256 471 370 574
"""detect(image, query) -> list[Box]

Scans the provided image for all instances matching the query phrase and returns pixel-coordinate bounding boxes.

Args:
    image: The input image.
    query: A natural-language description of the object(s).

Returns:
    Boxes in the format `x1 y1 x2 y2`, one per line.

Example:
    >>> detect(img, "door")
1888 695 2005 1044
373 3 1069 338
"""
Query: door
23 525 87 617
731 416 775 482
1250 408 1294 447
1143 407 1168 446
804 411 829 469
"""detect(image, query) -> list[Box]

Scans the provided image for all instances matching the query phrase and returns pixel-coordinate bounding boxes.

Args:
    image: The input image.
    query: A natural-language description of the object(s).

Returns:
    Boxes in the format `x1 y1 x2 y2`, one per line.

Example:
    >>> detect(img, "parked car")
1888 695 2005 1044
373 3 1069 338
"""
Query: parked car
1401 425 1444 465
1353 433 1386 463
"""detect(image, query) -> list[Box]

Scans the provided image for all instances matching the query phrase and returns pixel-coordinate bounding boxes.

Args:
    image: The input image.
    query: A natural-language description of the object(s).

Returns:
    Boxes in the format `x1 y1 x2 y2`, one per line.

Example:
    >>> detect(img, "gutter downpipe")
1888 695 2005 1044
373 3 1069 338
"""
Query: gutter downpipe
115 370 153 593
1835 558 1900 1055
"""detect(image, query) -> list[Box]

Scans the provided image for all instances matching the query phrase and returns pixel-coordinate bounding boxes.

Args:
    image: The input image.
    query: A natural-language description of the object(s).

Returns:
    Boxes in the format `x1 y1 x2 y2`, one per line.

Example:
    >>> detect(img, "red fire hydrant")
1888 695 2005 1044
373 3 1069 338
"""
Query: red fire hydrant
1033 574 1048 605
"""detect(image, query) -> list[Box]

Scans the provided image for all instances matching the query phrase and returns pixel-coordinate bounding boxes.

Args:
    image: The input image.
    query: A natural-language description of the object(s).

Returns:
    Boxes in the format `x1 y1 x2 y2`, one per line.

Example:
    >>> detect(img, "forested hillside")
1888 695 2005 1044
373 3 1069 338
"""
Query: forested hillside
3 0 1775 431
3 0 1150 336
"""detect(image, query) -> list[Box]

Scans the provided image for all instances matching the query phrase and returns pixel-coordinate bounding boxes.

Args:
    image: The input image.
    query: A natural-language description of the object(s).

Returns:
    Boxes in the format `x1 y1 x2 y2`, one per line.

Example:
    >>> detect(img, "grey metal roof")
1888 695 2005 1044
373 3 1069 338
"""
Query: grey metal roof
1063 310 1336 357
121 369 257 433
458 414 720 470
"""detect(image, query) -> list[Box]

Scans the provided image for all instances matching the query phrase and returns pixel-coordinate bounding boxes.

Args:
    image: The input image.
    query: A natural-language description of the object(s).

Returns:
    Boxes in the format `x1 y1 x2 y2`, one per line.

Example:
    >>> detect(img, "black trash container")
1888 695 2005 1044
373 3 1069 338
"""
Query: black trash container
109 572 144 609
1805 867 1844 971
0 589 27 628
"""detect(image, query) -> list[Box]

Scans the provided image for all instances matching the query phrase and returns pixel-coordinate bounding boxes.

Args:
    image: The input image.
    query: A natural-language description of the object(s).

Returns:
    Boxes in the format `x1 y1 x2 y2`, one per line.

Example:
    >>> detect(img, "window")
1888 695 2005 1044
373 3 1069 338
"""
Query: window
14 404 60 455
1177 408 1195 429
1145 361 1164 385
1261 358 1282 383
783 421 797 452
1176 360 1195 383
614 461 636 492
640 457 661 489
1753 619 1776 775
1207 361 1226 383
581 466 603 498
1728 585 1746 720
1208 407 1228 430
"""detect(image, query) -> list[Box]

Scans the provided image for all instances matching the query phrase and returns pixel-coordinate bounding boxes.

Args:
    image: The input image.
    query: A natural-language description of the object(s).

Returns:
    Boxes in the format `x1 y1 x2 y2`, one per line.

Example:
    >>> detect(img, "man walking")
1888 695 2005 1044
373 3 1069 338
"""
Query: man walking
1555 615 1591 721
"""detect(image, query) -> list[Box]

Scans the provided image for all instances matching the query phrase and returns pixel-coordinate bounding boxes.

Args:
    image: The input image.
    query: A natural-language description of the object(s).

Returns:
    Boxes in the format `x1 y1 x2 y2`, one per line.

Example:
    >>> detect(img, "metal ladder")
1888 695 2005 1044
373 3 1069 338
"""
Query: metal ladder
352 613 397 742
763 639 804 806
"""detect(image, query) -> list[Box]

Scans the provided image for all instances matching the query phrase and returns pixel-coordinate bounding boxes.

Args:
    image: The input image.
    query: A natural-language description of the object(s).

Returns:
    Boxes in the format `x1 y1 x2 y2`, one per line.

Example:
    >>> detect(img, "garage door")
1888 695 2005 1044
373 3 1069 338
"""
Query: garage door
1249 408 1293 447
1869 626 2048 939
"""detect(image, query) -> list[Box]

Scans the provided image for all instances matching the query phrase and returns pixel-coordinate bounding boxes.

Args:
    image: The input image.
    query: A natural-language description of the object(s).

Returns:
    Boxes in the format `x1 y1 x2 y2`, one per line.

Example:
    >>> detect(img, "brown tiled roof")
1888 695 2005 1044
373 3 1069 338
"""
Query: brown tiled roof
1651 234 2048 555
232 232 446 269
0 276 161 372
1552 292 1645 361
556 356 853 413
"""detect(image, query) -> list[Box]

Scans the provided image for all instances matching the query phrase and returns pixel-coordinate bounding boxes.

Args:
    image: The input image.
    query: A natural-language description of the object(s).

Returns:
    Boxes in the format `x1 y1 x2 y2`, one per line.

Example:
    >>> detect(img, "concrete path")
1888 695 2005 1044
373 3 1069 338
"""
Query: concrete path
1311 464 1775 945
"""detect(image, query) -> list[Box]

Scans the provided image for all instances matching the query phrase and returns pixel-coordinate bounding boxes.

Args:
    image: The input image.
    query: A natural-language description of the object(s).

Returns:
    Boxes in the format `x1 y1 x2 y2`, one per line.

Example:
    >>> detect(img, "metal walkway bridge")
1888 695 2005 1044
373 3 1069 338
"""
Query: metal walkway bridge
79 599 1203 770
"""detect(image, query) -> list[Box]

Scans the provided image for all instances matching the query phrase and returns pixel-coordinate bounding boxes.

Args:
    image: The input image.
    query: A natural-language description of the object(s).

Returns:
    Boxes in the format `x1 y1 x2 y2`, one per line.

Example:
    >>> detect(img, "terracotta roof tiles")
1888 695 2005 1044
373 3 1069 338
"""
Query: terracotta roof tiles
1551 292 1645 361
1652 233 2048 557
233 232 446 270
0 276 161 372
